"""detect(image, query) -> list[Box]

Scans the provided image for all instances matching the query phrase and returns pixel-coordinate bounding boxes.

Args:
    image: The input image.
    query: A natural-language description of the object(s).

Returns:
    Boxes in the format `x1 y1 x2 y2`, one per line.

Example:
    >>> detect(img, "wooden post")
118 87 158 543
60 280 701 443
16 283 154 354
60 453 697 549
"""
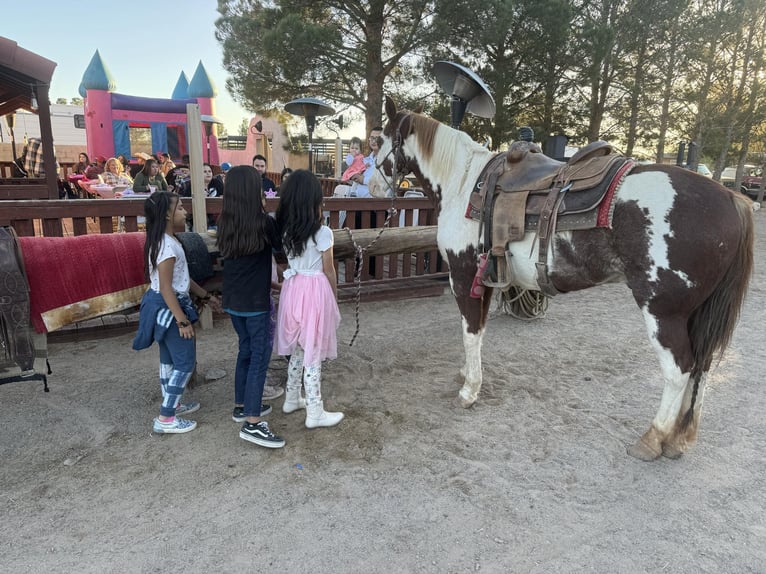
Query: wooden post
335 137 343 180
36 84 58 201
186 104 206 233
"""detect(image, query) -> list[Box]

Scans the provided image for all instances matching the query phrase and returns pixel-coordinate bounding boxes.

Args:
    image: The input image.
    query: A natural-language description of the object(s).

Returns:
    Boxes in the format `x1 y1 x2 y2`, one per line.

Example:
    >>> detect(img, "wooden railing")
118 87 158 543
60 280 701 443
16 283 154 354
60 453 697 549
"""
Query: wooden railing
0 196 447 288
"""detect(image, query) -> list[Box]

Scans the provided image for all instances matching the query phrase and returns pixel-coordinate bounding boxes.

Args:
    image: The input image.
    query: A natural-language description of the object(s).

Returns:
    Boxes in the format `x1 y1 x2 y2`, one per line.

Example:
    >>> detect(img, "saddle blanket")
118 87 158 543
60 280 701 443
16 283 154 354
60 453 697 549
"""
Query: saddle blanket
18 233 147 333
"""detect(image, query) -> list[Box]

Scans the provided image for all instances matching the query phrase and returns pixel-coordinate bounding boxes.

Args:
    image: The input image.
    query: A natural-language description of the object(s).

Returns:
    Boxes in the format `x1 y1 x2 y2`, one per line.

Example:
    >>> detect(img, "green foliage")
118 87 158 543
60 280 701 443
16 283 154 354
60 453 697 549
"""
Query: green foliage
216 0 766 165
216 0 441 133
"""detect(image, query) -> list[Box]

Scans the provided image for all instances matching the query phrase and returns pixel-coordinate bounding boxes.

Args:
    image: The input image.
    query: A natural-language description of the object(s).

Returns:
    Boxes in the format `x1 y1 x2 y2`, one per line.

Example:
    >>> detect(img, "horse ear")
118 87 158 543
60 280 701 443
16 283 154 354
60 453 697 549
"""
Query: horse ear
385 96 397 121
413 102 424 114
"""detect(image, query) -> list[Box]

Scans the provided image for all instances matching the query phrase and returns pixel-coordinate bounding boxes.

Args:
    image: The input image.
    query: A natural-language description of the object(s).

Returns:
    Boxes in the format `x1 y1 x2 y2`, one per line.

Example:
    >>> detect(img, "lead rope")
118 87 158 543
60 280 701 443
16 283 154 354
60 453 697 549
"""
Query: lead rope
345 156 403 346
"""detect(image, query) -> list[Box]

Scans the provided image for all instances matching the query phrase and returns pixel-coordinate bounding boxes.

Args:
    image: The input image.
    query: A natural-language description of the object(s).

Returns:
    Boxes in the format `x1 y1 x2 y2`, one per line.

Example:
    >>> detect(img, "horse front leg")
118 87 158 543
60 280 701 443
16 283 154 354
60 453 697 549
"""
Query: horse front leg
458 320 485 407
449 266 493 408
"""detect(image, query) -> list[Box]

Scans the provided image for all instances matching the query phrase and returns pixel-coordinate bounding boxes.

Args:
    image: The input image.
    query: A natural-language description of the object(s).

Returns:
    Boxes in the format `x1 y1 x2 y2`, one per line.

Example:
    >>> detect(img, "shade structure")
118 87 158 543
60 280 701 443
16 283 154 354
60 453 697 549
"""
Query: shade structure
284 97 336 172
432 61 495 129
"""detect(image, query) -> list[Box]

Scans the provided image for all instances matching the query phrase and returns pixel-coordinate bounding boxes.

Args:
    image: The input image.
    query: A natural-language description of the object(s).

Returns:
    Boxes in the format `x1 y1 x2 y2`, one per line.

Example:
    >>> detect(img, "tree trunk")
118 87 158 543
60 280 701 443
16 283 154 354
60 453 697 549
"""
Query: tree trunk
363 2 386 135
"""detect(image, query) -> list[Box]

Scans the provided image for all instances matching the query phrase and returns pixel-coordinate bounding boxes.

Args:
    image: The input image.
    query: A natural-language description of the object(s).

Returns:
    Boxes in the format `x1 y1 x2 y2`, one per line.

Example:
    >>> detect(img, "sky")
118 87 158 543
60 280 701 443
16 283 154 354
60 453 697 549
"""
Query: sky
8 0 252 133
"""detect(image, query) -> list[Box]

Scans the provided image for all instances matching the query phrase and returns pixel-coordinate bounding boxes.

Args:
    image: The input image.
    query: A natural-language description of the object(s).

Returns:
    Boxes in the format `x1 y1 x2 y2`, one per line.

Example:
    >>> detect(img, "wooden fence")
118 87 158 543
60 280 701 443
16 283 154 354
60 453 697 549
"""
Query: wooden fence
0 195 448 297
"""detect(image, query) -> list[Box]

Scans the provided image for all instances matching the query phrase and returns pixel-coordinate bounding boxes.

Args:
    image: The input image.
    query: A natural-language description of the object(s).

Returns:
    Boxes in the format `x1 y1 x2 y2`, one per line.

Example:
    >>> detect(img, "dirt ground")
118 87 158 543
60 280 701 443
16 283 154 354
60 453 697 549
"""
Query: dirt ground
2 215 765 574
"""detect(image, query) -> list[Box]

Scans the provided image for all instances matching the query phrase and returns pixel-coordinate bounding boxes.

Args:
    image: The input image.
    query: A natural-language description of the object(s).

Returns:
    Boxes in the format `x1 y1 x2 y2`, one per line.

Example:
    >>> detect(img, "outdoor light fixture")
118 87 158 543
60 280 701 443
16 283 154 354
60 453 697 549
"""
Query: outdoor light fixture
284 97 336 172
432 61 495 129
30 85 38 112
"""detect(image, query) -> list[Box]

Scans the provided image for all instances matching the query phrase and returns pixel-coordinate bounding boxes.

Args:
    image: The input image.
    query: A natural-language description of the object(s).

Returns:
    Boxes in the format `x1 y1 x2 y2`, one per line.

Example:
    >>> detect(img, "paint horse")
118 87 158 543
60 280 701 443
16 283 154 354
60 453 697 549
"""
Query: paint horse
371 97 754 461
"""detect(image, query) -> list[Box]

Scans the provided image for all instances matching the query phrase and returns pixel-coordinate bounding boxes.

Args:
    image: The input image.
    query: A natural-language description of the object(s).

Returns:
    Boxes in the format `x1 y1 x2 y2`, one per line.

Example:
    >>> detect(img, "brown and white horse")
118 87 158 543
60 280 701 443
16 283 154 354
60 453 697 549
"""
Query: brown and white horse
371 98 754 460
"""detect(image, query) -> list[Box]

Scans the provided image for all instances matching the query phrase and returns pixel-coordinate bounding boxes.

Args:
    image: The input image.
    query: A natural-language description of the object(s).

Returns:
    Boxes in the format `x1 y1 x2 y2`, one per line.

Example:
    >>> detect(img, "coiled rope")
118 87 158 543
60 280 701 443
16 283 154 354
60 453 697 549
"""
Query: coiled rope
496 286 549 320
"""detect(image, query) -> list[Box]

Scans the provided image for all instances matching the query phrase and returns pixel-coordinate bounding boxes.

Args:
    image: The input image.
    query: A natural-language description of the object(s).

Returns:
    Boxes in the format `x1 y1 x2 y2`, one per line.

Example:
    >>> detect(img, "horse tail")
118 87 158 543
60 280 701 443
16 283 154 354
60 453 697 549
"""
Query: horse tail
682 193 754 428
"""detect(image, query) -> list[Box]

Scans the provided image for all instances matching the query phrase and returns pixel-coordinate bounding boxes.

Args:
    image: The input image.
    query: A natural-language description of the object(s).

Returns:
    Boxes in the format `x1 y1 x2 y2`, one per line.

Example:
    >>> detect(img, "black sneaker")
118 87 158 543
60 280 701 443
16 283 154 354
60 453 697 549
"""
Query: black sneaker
239 421 285 448
232 404 272 422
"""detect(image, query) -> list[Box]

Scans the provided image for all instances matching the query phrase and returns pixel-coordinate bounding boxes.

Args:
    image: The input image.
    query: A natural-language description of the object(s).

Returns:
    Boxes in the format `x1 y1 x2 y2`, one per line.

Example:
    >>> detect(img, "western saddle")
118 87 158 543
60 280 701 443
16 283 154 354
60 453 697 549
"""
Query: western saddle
466 140 634 296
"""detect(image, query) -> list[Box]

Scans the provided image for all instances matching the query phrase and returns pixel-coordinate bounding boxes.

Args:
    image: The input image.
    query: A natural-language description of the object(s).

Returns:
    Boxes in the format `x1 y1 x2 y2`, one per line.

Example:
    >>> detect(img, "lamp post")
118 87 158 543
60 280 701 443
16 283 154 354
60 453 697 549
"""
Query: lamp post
432 61 496 130
284 97 335 173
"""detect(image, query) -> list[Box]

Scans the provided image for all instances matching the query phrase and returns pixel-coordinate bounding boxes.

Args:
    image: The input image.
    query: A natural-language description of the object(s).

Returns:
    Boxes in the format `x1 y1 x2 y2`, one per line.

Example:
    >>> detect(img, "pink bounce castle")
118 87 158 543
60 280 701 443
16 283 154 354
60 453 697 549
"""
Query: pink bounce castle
80 50 220 165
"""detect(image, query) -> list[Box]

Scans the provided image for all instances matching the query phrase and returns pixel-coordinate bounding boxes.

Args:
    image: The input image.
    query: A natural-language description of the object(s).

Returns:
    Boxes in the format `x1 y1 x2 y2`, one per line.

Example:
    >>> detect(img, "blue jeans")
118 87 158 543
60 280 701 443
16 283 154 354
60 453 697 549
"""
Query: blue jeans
230 313 272 417
157 323 196 417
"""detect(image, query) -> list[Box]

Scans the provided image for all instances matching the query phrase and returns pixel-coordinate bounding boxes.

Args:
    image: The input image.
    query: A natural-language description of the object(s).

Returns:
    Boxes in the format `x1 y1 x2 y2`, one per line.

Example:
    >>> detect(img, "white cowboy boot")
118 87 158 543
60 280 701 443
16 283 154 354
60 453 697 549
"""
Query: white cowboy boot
303 365 343 428
282 353 306 414
305 401 344 428
282 386 306 414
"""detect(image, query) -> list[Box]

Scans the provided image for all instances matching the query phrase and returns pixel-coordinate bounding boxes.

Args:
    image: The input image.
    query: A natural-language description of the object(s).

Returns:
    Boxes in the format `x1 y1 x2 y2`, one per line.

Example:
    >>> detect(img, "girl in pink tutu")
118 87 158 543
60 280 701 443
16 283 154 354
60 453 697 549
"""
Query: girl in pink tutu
275 170 343 428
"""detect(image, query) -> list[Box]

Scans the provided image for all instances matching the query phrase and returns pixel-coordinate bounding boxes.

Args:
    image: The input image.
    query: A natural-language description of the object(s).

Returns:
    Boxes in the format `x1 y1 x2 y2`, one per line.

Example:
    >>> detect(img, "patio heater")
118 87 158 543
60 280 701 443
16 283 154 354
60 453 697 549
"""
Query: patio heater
432 61 495 129
284 97 336 172
201 115 223 164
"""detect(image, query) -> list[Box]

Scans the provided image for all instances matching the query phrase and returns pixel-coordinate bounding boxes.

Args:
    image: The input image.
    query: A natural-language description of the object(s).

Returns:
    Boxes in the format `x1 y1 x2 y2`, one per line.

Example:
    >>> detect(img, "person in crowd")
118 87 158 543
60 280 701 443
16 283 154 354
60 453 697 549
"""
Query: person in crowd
84 155 107 180
275 169 343 429
117 154 130 171
252 154 277 195
159 152 176 177
276 167 293 195
131 152 152 178
203 163 224 197
174 163 222 198
133 158 169 193
217 165 285 449
132 191 219 434
341 137 366 184
348 127 384 198
73 152 90 175
202 163 225 228
102 157 133 186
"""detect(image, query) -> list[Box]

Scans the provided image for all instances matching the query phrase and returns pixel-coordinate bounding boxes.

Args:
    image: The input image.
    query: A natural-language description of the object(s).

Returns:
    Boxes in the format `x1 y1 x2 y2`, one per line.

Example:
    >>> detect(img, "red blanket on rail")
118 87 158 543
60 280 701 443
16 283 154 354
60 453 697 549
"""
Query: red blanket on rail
18 233 147 333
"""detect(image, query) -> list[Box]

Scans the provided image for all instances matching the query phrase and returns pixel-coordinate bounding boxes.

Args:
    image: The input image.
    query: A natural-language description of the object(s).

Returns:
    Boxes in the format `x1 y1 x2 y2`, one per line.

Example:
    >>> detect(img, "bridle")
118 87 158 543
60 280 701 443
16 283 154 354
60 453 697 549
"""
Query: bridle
374 115 409 197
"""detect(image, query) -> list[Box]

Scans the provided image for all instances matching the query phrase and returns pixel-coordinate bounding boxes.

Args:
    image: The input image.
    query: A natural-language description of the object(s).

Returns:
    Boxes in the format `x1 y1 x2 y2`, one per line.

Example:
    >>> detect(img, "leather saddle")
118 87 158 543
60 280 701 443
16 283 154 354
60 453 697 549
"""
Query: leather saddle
466 140 634 295
0 227 36 373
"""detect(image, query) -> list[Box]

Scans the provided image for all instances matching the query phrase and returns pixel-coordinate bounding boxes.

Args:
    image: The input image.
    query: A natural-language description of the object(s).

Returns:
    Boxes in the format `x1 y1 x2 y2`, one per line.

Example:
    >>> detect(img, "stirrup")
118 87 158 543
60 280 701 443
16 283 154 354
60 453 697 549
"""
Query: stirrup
482 250 513 290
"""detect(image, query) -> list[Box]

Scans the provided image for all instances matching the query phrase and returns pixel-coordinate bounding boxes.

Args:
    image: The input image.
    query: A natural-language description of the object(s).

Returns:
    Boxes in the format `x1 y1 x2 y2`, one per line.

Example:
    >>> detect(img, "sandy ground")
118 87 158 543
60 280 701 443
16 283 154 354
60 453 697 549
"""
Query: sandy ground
2 215 765 574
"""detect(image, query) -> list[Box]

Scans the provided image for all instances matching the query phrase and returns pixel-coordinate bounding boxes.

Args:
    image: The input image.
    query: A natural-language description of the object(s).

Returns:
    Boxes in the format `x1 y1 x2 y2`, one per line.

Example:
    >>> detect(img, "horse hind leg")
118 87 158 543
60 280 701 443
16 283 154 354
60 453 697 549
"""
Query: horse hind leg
628 312 700 461
661 370 707 459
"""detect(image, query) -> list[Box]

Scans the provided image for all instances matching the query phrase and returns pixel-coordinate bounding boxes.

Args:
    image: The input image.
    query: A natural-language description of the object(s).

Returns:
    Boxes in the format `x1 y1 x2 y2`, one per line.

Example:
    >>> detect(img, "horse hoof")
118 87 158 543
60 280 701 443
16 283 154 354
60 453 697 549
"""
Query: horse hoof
626 438 662 461
454 395 474 409
661 443 684 459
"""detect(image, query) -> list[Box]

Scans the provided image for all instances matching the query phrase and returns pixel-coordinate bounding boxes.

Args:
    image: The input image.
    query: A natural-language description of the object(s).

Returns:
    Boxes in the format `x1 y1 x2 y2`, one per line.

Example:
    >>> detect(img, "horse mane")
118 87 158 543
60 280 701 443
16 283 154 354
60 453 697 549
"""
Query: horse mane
409 114 439 161
406 112 485 183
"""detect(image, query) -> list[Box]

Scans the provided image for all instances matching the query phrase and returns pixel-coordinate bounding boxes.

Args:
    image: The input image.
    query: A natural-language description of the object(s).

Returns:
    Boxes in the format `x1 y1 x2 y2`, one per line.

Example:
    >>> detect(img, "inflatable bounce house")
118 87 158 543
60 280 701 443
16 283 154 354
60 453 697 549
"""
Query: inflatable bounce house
80 50 220 164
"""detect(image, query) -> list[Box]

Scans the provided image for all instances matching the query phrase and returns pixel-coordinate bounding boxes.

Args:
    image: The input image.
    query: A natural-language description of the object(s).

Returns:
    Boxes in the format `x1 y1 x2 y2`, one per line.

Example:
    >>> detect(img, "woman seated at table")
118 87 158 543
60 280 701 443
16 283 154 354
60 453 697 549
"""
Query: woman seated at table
73 152 90 175
102 157 134 186
132 158 168 193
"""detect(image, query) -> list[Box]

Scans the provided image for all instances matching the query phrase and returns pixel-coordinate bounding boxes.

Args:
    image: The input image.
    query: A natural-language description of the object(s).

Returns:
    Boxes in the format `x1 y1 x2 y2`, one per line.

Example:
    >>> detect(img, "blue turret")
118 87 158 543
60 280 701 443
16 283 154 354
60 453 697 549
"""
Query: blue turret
187 62 217 98
171 72 190 100
81 50 117 92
